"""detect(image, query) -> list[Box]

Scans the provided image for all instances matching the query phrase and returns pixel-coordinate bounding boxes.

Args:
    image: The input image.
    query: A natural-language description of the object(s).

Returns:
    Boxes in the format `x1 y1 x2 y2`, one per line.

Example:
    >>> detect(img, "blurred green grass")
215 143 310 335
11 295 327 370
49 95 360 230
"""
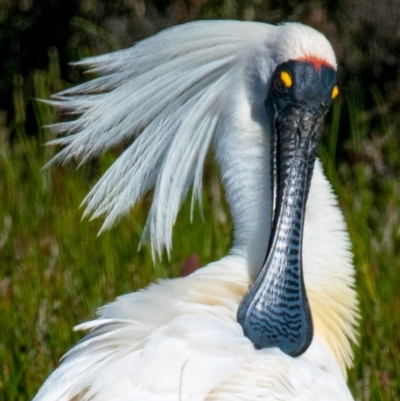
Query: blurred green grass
1 52 400 401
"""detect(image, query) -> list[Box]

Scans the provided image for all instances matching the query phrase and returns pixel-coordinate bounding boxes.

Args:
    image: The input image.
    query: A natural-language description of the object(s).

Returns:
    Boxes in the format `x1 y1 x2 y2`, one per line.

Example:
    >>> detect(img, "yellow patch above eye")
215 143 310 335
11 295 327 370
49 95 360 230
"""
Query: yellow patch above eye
280 71 292 88
331 85 339 99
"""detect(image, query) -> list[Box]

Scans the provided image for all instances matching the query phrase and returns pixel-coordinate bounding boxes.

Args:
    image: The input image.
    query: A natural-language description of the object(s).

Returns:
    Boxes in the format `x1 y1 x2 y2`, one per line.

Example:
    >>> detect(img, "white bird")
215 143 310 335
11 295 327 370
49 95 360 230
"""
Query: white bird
34 20 359 401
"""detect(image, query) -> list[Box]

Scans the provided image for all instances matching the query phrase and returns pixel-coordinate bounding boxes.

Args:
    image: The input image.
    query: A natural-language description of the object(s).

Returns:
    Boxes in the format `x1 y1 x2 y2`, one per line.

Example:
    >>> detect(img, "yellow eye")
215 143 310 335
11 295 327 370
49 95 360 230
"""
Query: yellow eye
331 85 339 99
280 71 292 88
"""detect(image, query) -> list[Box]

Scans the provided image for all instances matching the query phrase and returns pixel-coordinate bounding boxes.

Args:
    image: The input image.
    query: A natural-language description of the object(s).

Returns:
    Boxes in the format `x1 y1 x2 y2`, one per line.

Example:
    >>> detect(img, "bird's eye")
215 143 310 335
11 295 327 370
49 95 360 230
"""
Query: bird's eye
331 85 339 99
274 71 292 92
280 71 292 88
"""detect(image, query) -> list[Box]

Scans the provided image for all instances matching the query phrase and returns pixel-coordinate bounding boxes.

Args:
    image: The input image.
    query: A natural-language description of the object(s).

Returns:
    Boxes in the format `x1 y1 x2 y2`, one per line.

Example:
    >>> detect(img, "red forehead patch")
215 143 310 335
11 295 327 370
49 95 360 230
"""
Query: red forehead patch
298 56 333 71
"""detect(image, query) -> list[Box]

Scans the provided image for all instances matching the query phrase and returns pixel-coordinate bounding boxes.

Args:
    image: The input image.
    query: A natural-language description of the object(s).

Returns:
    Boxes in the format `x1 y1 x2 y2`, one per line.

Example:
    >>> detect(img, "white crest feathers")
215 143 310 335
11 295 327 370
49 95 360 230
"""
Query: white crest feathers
45 20 334 258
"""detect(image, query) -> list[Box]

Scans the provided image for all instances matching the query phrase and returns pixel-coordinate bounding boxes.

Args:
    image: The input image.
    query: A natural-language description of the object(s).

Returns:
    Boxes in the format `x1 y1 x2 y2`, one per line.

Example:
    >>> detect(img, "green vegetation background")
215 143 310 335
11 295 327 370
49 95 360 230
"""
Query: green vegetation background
1 0 400 399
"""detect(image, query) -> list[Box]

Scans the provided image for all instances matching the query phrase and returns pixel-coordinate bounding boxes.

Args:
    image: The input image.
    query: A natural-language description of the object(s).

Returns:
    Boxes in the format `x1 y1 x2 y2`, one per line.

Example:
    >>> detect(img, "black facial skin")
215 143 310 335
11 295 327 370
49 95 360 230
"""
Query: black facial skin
271 60 337 114
237 60 338 357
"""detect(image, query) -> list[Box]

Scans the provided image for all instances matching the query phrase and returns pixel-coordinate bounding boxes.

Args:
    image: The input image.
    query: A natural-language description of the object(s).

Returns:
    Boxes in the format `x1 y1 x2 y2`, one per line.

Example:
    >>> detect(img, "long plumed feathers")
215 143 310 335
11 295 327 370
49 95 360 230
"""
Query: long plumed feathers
46 21 277 257
46 21 337 258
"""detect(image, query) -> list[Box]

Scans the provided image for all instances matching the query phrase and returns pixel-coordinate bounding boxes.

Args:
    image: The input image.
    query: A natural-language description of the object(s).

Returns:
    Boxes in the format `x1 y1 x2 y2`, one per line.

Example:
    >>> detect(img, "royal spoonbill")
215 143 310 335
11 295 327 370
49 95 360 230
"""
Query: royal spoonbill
34 20 358 401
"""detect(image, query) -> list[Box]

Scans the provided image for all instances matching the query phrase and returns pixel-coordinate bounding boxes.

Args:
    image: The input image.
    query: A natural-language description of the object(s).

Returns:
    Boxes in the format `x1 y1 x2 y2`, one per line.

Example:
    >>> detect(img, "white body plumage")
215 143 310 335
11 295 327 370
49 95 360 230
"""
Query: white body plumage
35 20 358 401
